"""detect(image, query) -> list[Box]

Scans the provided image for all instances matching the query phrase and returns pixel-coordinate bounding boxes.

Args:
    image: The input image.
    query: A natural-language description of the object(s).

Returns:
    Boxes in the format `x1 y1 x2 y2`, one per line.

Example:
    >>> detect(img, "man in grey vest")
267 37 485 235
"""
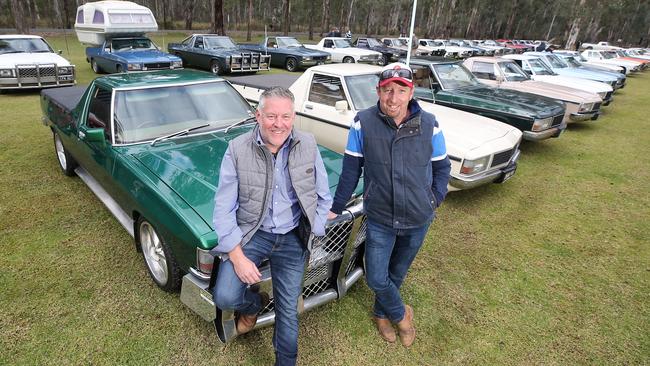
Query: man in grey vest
212 87 332 366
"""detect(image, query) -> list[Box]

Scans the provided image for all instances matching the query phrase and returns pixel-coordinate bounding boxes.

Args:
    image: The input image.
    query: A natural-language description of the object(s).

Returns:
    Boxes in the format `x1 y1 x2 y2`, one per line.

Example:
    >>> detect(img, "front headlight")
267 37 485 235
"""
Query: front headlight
532 117 553 131
597 92 607 100
57 66 73 75
171 60 183 69
127 63 142 71
0 69 15 77
460 156 489 175
326 55 332 61
303 56 312 61
578 103 593 112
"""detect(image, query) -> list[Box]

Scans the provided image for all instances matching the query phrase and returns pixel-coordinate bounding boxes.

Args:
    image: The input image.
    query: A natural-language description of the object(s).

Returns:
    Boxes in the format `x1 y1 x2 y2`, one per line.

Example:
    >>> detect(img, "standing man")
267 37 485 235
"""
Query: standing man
212 87 332 366
328 63 451 347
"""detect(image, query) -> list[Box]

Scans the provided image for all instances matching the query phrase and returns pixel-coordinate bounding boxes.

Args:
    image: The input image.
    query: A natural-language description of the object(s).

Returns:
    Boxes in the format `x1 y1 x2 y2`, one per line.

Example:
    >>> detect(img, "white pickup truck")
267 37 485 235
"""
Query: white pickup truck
304 37 382 64
580 41 623 51
227 64 523 191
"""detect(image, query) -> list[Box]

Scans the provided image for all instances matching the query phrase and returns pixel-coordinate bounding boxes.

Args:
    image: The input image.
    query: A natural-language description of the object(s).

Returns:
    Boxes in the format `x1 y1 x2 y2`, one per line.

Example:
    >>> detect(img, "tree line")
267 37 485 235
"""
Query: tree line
3 0 649 48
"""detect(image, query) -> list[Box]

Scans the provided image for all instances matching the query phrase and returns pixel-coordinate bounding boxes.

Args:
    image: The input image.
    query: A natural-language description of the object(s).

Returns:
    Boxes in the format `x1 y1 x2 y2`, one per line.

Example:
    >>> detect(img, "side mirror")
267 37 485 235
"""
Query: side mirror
104 47 111 53
335 100 348 112
495 74 504 84
58 50 63 55
80 126 106 145
273 44 278 48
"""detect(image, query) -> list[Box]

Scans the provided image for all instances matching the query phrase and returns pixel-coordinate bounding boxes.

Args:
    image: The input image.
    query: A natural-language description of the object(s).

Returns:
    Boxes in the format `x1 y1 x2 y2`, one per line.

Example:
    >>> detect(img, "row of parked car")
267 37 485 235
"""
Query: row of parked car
5 1 650 345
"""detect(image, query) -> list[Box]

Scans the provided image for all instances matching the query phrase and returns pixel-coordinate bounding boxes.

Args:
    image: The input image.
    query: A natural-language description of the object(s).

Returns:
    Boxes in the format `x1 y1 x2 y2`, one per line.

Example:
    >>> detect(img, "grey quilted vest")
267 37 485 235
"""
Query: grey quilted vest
229 126 319 250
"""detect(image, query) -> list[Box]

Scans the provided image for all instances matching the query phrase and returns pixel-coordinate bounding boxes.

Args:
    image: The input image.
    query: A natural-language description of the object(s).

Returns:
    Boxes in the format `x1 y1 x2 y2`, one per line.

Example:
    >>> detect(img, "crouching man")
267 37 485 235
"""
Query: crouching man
212 87 332 366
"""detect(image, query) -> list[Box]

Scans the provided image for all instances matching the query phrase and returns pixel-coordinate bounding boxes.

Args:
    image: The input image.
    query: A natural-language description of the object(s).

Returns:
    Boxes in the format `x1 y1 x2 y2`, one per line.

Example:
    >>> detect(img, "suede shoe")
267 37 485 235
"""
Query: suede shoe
236 292 270 335
373 316 397 343
396 304 415 347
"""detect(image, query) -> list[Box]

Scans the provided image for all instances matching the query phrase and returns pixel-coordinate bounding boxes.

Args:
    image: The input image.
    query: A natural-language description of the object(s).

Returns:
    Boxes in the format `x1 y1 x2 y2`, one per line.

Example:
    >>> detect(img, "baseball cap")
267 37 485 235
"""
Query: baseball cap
378 62 413 88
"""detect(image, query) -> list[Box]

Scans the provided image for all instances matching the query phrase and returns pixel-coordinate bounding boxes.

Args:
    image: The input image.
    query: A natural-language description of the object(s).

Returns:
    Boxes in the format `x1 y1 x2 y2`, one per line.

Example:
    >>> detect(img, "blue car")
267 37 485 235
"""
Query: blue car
240 36 331 72
525 51 620 90
86 36 183 74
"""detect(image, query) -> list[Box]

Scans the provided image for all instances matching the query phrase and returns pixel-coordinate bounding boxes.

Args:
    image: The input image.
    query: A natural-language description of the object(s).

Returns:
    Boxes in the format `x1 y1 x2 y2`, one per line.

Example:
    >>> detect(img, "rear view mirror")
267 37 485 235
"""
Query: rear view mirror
335 100 348 112
80 126 106 145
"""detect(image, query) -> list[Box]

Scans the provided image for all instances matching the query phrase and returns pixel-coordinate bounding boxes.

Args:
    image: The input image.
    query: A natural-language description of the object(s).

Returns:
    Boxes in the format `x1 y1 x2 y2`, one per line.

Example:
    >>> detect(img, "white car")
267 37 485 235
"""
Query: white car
418 39 474 58
305 37 382 64
581 49 642 73
503 54 614 105
554 50 626 74
0 35 75 90
229 64 523 192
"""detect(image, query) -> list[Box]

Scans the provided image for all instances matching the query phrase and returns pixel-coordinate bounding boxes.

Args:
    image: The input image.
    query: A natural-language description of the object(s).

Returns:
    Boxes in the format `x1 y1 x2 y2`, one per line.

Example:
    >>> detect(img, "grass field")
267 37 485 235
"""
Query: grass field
1 33 648 365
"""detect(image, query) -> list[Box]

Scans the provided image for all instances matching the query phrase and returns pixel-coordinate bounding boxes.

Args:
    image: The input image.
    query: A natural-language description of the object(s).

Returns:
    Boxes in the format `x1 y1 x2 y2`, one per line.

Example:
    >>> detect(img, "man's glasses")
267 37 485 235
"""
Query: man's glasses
379 68 413 81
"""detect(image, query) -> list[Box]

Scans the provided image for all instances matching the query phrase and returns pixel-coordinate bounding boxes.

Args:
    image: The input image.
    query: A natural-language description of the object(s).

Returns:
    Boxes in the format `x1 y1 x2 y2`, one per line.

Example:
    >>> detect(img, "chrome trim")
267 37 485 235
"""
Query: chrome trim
74 166 134 237
569 111 600 122
189 267 211 281
522 124 564 141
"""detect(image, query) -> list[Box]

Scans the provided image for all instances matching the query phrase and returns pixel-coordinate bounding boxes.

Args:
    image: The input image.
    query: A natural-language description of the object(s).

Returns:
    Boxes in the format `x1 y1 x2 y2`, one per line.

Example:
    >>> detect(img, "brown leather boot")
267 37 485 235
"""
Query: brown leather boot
396 305 415 347
373 316 397 343
236 292 270 335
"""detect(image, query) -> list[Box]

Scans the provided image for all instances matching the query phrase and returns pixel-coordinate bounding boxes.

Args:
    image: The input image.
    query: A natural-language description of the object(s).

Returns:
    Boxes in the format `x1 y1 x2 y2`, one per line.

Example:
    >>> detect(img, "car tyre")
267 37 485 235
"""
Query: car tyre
53 132 78 176
343 56 355 63
116 64 124 73
90 59 103 74
285 57 298 72
210 60 222 75
137 218 181 292
377 55 388 66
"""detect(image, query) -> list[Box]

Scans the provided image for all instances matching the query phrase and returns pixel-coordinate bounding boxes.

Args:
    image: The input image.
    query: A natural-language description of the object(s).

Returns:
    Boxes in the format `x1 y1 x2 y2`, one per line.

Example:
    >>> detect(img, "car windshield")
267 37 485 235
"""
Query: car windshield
423 40 438 47
366 38 382 47
333 39 352 48
544 54 567 68
392 39 407 46
562 56 582 68
113 81 254 144
432 63 480 89
525 58 555 75
602 52 616 59
204 36 237 49
0 38 53 54
277 37 302 47
345 74 380 110
498 61 529 81
111 38 157 51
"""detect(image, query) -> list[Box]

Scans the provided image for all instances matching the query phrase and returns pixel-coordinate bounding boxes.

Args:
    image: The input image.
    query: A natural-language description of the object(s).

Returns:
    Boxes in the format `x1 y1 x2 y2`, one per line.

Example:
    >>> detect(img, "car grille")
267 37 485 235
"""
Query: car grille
144 62 171 70
313 55 329 61
592 102 602 112
231 53 272 72
490 148 515 168
551 114 563 127
11 64 74 88
257 206 366 315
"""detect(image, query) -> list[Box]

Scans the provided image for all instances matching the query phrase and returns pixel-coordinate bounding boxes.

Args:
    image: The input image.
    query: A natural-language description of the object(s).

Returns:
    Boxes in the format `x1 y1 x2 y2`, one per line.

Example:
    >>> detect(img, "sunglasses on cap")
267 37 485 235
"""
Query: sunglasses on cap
379 68 413 81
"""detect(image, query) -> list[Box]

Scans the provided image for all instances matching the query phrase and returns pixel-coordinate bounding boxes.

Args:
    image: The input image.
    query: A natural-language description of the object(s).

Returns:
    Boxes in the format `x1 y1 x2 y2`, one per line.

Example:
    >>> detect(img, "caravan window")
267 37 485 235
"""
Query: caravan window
109 12 155 25
92 11 104 24
76 10 84 24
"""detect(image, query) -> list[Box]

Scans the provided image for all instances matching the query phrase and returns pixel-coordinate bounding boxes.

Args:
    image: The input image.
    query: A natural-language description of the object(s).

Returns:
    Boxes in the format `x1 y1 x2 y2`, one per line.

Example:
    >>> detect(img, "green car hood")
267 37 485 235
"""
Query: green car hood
131 129 346 228
449 85 565 118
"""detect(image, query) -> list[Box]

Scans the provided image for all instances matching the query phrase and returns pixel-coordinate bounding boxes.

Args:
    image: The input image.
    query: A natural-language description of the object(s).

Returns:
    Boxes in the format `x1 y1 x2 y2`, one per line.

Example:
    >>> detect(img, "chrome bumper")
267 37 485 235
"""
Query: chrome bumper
522 121 566 141
450 149 520 190
180 200 367 343
569 110 600 122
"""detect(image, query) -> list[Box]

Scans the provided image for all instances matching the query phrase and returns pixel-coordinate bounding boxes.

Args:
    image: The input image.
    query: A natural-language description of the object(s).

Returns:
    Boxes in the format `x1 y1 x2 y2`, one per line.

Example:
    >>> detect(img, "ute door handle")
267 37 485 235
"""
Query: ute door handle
304 104 313 110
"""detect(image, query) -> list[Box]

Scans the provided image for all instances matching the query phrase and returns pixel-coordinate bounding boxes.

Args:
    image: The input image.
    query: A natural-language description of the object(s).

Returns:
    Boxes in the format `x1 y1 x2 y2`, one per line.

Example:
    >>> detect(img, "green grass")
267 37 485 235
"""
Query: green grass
1 34 649 365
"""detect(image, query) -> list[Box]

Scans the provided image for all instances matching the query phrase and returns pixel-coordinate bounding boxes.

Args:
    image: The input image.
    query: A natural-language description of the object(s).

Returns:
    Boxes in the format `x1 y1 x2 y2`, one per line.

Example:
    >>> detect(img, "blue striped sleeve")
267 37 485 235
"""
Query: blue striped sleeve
431 125 447 161
344 117 364 158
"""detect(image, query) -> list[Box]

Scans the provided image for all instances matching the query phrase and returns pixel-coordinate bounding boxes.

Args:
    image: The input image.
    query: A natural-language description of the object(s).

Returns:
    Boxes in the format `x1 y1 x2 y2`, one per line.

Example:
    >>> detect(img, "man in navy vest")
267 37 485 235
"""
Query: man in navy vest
328 63 451 347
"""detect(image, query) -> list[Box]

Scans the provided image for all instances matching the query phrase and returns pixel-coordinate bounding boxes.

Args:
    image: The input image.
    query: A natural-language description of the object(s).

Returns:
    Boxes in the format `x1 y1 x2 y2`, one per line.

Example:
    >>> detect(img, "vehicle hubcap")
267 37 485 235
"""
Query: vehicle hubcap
287 59 296 70
211 63 219 74
140 221 168 285
54 135 67 170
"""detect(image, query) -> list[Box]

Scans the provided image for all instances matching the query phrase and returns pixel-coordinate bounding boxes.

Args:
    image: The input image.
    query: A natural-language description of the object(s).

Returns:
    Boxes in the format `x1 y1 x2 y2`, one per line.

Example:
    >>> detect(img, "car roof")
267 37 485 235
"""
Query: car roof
95 69 223 90
407 56 458 65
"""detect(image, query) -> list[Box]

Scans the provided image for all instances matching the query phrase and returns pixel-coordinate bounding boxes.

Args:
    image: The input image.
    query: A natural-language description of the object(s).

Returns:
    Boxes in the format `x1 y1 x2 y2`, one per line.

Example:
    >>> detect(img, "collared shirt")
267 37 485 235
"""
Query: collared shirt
213 128 332 254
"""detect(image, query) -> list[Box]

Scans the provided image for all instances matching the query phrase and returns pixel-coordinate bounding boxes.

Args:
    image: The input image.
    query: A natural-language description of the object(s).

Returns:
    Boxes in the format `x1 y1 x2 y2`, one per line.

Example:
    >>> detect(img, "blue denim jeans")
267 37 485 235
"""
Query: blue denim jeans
365 219 431 323
213 229 307 366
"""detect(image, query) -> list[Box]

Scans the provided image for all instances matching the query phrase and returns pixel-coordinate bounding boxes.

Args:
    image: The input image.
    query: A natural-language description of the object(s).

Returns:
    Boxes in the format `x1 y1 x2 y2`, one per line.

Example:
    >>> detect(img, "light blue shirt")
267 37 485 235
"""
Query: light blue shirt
213 129 332 254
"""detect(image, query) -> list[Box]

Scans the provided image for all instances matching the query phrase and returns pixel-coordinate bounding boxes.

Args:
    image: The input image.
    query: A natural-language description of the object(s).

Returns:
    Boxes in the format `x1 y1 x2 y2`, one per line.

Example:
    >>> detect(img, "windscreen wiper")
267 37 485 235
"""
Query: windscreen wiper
150 123 210 146
224 116 256 134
